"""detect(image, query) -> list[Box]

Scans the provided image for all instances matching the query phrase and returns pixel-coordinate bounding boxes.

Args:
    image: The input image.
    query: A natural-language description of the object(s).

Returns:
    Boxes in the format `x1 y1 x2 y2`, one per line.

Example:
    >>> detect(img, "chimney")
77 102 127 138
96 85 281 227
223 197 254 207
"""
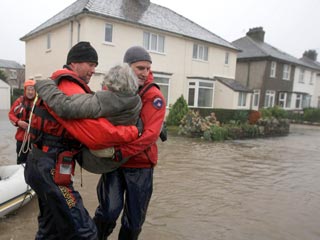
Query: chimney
303 49 317 61
246 27 265 42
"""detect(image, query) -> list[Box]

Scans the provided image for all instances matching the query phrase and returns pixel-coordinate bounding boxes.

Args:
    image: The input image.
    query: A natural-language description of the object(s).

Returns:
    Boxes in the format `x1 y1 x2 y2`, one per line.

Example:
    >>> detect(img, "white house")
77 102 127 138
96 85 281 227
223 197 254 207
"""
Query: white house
20 0 251 112
0 79 11 110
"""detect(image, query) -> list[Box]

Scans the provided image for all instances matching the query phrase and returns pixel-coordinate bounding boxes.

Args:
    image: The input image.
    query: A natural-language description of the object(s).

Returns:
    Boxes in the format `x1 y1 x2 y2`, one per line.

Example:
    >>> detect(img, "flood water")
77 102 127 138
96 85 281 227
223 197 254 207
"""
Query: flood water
1 110 320 240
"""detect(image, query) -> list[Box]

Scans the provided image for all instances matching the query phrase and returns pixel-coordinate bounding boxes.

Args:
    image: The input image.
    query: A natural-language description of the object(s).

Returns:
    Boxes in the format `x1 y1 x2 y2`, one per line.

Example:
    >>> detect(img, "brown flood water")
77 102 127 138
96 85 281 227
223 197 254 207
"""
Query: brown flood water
1 110 320 240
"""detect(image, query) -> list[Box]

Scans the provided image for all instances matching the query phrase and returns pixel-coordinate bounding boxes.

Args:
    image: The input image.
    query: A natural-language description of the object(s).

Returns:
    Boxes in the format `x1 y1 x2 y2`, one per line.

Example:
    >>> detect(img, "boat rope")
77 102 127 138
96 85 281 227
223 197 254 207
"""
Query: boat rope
18 94 38 157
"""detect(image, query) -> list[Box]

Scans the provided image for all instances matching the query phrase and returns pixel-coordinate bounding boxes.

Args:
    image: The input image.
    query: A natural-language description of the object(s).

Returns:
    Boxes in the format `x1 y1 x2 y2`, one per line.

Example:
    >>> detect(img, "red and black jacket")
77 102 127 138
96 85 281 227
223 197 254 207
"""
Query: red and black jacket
30 68 139 152
118 71 166 168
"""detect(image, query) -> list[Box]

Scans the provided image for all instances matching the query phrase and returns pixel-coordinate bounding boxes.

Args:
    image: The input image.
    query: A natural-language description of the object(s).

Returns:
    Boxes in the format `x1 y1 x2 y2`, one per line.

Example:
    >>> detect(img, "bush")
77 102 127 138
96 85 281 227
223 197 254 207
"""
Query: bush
261 106 288 119
178 110 219 137
166 95 189 126
303 108 320 123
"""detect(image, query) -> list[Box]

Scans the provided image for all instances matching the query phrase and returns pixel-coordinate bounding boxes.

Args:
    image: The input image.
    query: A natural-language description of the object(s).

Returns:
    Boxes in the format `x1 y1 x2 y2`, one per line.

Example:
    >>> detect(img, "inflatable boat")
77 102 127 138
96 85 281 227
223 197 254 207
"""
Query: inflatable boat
0 164 35 217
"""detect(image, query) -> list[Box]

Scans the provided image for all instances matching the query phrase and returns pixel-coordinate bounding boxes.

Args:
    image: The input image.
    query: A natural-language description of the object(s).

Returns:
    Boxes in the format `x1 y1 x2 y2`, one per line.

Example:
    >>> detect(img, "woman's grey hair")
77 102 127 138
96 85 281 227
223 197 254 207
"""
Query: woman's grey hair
103 63 138 94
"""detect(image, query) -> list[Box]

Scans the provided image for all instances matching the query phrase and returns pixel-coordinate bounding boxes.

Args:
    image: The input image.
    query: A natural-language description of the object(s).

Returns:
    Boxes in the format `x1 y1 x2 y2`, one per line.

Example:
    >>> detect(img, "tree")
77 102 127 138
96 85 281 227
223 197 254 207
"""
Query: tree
166 95 189 126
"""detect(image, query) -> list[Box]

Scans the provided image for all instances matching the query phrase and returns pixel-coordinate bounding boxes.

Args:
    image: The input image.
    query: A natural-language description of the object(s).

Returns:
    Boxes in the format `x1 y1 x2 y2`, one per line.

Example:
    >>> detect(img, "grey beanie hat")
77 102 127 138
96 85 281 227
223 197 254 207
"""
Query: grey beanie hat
123 46 152 64
66 41 98 65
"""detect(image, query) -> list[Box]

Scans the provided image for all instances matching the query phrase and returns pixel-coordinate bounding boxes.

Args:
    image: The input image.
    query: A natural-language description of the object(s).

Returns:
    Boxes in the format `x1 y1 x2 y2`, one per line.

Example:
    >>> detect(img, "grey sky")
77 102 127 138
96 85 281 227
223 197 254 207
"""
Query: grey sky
1 0 319 64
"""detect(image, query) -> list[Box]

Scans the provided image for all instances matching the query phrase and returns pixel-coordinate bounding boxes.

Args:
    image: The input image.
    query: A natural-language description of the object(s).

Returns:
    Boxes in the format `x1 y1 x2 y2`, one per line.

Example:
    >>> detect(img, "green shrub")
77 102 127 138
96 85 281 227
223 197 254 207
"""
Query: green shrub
166 95 189 126
303 108 320 123
261 106 288 119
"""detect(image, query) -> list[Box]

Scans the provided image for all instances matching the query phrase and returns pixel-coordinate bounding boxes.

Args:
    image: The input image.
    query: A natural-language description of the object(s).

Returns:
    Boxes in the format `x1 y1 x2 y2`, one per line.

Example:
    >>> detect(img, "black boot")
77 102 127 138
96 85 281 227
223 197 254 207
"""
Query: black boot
94 217 116 240
118 226 141 240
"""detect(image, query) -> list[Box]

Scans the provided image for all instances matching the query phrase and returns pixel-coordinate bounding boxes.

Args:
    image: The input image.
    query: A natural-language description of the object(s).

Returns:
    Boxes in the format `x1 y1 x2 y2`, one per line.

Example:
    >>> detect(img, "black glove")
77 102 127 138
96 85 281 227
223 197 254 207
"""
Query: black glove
112 149 123 162
136 117 144 137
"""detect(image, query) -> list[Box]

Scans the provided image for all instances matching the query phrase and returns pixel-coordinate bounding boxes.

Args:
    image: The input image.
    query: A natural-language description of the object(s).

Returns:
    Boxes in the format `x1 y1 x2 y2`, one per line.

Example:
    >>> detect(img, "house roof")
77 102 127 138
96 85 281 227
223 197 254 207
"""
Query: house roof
0 59 24 69
215 76 252 92
232 36 320 71
20 0 237 51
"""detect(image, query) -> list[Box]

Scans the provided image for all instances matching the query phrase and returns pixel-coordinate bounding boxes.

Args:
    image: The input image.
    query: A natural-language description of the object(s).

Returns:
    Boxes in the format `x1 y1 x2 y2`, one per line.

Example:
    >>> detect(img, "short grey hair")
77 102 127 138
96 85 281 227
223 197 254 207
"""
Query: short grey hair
103 63 138 94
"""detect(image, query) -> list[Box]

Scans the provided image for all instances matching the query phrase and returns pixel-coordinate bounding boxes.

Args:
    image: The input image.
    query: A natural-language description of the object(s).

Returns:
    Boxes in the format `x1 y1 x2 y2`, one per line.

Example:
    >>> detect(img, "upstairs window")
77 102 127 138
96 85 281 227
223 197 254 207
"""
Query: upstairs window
310 72 314 85
225 52 229 64
47 33 51 50
193 44 208 61
270 61 276 78
299 69 305 83
143 32 165 53
282 64 291 80
104 23 113 43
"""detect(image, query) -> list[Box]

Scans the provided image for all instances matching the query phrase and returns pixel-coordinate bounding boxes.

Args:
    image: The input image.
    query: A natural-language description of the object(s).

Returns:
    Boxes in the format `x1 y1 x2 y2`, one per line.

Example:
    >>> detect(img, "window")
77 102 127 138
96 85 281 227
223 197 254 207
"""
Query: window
153 74 170 107
238 92 247 107
104 23 113 43
47 33 51 49
299 69 305 83
282 64 291 80
253 89 260 107
188 80 214 107
302 95 311 108
278 92 291 109
143 32 165 53
295 94 302 109
225 52 229 64
270 61 276 78
309 72 314 85
9 70 17 79
264 90 275 107
192 44 208 61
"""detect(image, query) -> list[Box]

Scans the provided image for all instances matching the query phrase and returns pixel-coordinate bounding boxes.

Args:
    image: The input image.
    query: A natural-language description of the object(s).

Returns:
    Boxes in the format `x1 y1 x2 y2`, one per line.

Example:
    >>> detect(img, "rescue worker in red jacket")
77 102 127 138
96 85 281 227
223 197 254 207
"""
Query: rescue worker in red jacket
24 42 141 240
28 46 165 240
94 46 166 240
8 79 36 164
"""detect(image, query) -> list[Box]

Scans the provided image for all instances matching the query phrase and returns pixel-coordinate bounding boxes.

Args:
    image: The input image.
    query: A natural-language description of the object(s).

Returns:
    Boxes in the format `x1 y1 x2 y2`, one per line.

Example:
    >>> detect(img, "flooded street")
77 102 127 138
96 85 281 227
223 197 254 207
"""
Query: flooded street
1 110 320 240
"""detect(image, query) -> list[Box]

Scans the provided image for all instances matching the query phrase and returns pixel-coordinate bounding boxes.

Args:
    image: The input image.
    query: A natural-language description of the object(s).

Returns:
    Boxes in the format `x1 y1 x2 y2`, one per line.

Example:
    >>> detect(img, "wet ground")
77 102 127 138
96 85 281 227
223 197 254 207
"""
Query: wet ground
1 110 320 240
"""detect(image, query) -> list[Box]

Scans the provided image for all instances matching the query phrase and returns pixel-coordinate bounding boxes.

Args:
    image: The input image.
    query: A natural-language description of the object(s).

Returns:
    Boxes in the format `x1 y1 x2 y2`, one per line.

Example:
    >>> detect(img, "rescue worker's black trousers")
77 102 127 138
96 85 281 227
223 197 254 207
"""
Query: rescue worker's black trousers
24 149 97 240
93 167 153 240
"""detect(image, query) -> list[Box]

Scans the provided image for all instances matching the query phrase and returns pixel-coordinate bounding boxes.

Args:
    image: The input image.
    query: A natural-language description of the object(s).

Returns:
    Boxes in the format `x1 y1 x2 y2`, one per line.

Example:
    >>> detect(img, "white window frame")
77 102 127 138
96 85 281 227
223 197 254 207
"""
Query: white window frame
299 69 305 83
264 90 275 108
253 89 260 108
278 92 291 109
143 32 165 53
270 61 276 78
104 23 113 43
295 94 302 109
309 71 314 85
193 44 208 61
225 52 229 64
282 64 291 80
302 95 311 108
187 79 214 108
46 33 51 50
238 92 247 107
153 73 170 107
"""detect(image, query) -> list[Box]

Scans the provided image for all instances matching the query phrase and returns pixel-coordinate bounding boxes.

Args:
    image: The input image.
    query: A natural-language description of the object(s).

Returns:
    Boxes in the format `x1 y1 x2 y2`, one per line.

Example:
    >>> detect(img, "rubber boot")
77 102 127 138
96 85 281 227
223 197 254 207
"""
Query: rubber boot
118 226 141 240
94 217 116 240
